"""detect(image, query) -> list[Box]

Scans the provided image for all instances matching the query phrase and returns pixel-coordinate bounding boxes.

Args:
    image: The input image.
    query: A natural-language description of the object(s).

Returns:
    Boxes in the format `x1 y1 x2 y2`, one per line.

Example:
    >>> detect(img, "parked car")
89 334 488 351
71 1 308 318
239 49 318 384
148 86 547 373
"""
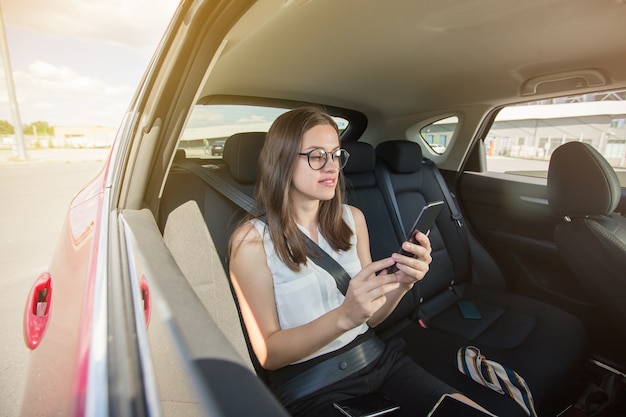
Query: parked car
21 0 626 416
210 139 225 156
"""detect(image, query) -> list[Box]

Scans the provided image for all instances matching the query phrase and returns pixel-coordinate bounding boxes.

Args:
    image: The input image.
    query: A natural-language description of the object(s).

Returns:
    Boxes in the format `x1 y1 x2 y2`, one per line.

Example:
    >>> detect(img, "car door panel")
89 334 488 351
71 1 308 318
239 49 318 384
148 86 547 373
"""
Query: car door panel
120 208 289 417
457 171 597 324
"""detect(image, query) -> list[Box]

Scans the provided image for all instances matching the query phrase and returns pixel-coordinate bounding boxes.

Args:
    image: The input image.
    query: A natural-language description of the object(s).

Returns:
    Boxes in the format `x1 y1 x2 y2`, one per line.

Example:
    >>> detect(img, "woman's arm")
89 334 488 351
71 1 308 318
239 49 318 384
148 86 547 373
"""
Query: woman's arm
229 222 399 370
349 206 432 327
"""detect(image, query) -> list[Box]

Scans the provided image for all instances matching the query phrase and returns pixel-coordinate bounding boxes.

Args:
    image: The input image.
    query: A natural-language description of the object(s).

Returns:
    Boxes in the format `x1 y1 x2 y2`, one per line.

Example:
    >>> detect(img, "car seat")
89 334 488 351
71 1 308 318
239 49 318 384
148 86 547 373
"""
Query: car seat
547 141 626 337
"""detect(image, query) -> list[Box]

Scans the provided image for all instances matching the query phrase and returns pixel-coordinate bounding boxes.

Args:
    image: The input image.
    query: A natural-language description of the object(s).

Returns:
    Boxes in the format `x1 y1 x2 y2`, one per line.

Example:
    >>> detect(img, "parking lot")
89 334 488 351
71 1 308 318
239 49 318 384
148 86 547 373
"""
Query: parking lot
0 148 108 416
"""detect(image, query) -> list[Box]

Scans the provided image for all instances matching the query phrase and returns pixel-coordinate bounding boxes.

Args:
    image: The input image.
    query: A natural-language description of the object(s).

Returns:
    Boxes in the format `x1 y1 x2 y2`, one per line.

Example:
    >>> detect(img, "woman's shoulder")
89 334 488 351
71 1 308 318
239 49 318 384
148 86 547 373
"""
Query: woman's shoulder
231 220 264 253
346 204 365 225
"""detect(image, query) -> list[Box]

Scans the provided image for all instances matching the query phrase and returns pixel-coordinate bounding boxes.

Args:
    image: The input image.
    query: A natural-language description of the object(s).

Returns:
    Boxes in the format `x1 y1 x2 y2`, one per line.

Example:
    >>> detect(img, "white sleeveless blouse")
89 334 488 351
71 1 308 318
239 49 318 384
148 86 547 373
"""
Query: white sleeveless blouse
251 205 369 364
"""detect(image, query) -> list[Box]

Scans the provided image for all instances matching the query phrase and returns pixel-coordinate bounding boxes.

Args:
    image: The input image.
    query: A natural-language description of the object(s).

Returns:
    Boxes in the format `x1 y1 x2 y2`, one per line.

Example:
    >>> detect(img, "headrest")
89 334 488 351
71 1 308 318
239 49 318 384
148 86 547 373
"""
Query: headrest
548 141 621 217
342 141 376 174
375 140 423 173
223 132 266 184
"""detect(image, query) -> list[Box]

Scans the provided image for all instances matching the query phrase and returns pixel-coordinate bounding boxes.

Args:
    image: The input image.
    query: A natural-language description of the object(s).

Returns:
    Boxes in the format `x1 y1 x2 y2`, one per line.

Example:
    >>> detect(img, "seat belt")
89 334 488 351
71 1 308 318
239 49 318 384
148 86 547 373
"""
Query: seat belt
175 161 352 295
425 160 464 229
425 159 471 282
300 237 351 295
376 167 406 238
176 160 263 217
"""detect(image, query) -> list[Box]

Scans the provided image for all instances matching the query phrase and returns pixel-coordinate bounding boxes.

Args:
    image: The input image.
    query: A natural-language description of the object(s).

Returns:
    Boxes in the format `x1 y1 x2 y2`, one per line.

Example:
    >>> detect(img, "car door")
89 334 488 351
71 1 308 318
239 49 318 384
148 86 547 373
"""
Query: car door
109 0 291 415
454 95 626 363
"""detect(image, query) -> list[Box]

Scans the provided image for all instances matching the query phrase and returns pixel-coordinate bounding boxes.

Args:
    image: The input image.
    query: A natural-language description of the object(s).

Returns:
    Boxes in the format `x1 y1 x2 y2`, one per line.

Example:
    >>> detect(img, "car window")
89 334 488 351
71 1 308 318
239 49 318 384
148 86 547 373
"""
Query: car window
484 89 626 184
178 104 350 159
412 116 459 155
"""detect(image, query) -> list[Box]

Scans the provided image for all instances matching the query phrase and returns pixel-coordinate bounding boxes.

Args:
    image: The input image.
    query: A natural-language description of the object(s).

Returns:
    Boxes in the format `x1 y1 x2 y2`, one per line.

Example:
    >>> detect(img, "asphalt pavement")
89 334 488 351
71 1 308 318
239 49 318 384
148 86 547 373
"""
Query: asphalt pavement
0 148 109 416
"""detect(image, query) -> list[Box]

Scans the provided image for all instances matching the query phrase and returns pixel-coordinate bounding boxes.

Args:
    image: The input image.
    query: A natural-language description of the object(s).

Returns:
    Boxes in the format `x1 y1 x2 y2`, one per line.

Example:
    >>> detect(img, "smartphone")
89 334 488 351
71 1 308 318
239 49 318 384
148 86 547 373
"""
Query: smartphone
387 200 444 274
333 393 400 417
427 393 497 417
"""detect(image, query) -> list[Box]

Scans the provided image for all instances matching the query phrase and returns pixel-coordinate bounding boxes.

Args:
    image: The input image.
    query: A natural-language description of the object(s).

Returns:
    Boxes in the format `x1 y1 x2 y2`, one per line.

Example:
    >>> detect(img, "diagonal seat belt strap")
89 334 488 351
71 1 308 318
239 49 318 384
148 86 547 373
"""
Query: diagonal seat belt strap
425 159 471 281
175 161 352 295
301 237 351 295
456 346 539 417
426 159 463 229
176 160 263 217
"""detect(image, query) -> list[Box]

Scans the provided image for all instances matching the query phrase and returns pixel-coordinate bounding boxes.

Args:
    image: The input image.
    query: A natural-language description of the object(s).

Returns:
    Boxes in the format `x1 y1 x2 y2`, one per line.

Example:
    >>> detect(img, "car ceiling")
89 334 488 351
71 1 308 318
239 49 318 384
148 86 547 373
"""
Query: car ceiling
200 0 626 120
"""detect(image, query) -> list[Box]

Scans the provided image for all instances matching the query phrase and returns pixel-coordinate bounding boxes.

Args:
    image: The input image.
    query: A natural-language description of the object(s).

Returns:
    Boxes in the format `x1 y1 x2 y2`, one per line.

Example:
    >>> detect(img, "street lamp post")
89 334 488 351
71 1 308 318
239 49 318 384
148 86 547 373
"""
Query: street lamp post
0 3 28 160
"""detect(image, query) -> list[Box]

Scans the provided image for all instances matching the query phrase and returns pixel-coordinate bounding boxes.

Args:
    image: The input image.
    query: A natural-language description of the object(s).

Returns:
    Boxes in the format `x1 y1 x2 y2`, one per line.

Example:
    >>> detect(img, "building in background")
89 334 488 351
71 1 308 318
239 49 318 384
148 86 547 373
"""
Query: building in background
1 125 116 149
52 126 116 148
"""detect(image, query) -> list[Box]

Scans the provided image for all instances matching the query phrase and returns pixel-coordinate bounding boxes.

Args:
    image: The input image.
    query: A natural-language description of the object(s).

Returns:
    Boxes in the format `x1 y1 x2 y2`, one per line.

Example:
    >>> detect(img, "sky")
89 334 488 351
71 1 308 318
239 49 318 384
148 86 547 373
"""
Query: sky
0 0 180 128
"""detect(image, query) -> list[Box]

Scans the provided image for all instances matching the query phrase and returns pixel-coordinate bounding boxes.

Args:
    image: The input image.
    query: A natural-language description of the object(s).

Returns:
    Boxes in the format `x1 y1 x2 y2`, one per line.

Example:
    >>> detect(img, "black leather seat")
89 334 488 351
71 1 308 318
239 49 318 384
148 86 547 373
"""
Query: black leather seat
548 141 626 337
161 136 590 416
342 141 420 331
342 139 588 417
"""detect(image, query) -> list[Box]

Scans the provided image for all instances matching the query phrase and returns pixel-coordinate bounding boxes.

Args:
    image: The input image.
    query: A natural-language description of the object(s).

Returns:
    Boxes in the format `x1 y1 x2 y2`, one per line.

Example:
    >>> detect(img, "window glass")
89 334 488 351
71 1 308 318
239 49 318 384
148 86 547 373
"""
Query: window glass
418 116 458 154
484 90 626 182
178 104 349 159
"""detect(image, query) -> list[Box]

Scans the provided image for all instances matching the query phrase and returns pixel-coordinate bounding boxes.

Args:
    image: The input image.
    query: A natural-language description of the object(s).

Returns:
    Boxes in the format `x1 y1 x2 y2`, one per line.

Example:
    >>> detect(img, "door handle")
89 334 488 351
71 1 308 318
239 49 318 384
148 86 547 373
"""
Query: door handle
24 273 53 349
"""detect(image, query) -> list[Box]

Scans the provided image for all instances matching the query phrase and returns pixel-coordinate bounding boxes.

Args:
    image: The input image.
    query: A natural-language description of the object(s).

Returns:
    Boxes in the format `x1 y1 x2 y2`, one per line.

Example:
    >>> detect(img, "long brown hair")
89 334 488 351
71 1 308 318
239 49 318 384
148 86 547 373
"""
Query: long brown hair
255 106 352 271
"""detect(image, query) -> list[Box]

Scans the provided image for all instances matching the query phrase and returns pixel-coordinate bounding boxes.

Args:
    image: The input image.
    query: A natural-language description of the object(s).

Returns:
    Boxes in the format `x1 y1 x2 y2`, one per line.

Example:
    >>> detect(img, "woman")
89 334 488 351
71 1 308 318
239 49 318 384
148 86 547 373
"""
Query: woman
229 107 485 416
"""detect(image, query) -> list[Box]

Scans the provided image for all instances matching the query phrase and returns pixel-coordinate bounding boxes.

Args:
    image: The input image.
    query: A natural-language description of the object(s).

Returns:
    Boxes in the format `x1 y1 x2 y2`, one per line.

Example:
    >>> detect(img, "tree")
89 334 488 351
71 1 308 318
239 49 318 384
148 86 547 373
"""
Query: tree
0 119 14 135
23 121 53 136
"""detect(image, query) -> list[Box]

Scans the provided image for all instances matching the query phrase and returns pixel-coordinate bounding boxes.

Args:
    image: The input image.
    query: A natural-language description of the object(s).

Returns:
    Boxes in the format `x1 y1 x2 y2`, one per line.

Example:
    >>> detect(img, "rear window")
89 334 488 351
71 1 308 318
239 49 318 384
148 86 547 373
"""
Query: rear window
484 89 626 183
178 104 349 159
412 116 459 155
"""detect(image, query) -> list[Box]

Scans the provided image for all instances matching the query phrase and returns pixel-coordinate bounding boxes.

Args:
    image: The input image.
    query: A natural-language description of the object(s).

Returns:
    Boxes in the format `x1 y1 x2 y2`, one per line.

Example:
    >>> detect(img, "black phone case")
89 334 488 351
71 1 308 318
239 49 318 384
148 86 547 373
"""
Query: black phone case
387 200 444 273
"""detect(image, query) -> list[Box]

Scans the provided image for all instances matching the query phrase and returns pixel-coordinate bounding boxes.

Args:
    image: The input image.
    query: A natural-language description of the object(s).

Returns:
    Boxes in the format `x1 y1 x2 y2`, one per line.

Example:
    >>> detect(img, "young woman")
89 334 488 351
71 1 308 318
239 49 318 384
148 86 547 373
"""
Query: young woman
229 107 486 416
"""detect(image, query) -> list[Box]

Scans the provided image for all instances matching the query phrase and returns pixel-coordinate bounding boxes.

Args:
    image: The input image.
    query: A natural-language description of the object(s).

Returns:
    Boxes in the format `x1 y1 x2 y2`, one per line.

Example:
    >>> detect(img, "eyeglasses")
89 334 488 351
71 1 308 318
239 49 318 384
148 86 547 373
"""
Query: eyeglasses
298 148 350 170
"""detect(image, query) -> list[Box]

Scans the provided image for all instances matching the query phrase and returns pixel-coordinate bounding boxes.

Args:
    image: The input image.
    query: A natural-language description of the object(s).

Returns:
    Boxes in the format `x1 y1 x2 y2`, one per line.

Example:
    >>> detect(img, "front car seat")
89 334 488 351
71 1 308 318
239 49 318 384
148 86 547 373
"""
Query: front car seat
547 141 626 335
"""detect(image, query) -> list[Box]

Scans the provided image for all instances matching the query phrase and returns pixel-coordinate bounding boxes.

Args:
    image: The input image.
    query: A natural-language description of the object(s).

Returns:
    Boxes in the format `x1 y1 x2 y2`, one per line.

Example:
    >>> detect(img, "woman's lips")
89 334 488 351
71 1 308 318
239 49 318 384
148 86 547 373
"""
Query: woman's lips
319 177 337 186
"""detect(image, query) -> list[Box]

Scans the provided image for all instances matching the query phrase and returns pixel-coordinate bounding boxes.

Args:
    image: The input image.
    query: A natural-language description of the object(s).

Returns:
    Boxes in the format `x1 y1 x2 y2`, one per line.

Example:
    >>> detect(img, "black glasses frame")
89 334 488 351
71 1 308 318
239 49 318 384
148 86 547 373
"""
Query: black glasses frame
298 148 350 170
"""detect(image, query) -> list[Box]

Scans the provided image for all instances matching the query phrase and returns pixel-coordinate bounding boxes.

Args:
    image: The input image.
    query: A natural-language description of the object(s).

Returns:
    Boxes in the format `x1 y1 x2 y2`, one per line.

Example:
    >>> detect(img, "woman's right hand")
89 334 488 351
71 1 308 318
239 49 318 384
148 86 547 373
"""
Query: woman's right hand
338 257 400 330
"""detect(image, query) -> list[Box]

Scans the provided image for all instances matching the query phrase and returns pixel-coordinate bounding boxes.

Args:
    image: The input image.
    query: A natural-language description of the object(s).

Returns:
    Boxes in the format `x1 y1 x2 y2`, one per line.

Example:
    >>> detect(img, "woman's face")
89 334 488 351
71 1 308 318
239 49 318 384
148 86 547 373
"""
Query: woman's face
290 123 341 205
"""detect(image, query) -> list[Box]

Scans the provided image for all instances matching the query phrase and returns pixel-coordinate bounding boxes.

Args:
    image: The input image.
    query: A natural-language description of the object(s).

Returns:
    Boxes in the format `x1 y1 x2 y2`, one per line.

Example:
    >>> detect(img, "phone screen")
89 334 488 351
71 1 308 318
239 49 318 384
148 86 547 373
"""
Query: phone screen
427 394 497 417
387 200 444 274
333 393 400 417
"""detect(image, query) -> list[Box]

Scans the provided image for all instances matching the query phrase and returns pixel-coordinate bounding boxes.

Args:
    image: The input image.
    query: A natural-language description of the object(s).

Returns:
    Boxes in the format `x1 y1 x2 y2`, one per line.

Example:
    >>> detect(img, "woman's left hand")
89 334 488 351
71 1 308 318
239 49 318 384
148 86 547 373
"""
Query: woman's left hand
389 231 432 287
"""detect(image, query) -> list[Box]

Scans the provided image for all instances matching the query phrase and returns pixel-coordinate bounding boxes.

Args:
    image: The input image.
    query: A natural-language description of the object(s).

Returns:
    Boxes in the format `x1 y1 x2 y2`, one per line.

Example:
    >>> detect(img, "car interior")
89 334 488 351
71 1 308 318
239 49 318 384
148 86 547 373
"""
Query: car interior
110 0 626 416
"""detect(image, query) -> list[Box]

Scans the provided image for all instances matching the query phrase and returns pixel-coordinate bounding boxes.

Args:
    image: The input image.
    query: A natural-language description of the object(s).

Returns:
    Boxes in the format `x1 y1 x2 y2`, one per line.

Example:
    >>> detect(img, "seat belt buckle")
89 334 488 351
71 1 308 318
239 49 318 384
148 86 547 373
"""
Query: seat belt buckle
451 213 463 228
411 305 429 328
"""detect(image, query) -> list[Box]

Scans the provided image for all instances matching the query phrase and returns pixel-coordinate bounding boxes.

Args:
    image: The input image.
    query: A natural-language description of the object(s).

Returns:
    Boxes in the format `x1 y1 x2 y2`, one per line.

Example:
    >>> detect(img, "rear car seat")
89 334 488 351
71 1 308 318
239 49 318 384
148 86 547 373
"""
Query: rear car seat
160 132 268 379
160 132 266 267
355 139 588 416
161 134 588 416
341 141 421 336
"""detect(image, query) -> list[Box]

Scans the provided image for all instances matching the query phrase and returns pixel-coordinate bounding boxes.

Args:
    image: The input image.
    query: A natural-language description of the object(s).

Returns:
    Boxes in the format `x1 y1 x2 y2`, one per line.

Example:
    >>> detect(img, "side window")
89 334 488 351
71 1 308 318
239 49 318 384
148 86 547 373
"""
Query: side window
484 89 626 181
178 104 350 159
415 116 459 155
178 105 287 159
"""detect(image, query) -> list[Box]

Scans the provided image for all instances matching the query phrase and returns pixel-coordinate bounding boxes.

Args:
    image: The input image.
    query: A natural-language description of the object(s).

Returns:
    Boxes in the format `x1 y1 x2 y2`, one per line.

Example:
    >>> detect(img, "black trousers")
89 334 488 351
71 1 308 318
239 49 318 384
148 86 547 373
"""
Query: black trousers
285 338 458 417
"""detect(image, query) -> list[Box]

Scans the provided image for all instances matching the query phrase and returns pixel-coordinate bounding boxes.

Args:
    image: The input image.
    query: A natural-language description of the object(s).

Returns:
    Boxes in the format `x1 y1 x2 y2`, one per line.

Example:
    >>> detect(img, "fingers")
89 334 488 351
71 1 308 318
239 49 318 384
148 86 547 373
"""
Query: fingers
391 232 432 281
370 257 397 275
350 258 400 296
351 258 397 286
413 231 432 251
341 259 399 327
392 257 429 281
396 233 431 262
